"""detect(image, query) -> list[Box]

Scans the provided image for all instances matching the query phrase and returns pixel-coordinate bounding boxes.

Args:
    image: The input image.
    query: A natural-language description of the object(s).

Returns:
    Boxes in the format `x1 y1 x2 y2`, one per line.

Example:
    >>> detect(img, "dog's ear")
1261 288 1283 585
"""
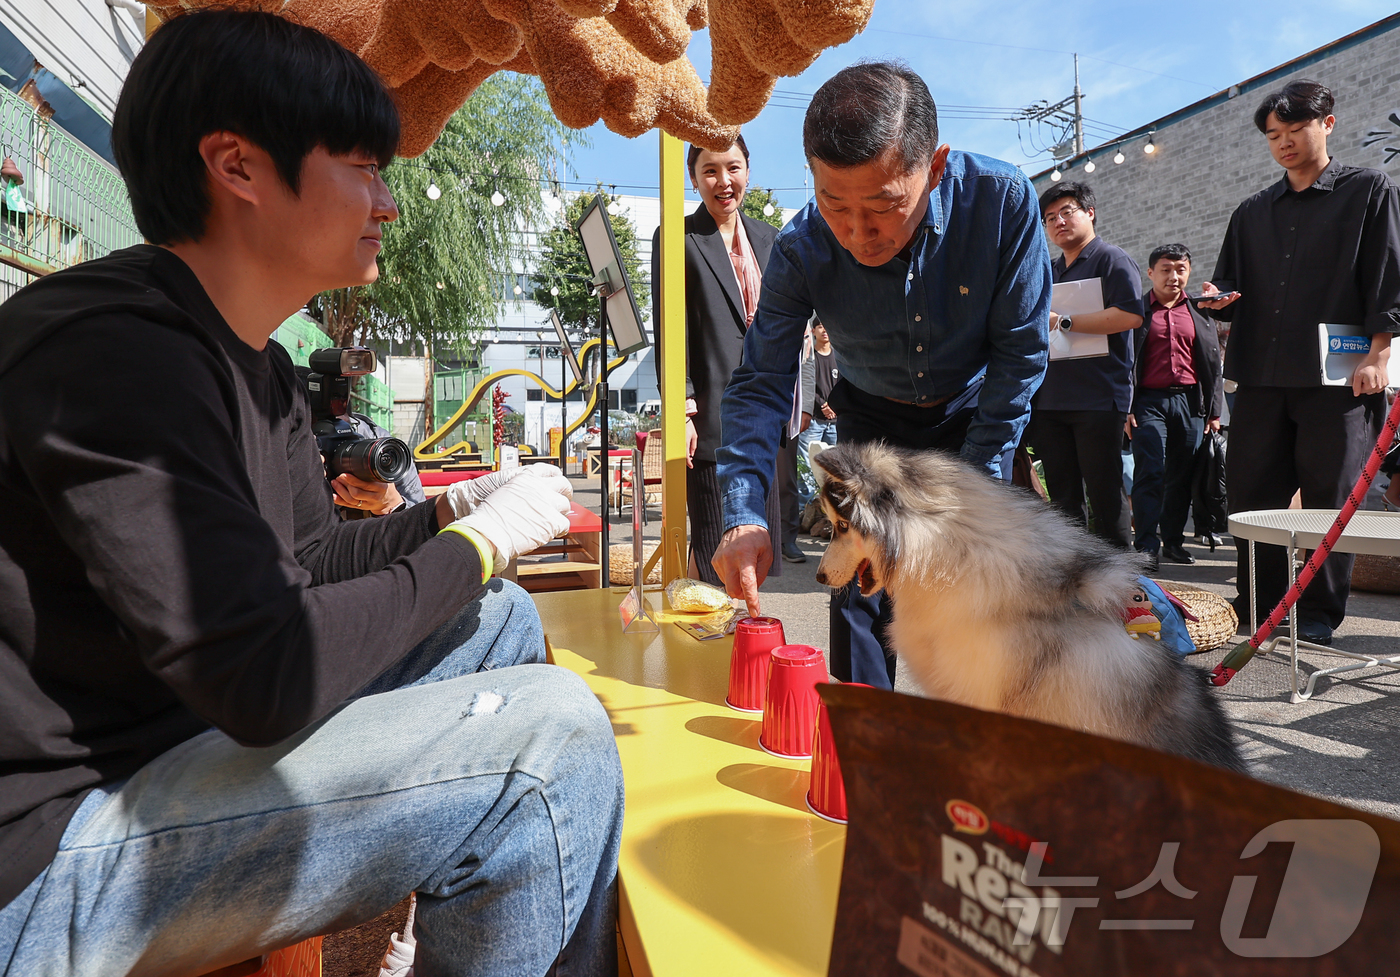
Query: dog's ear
815 442 904 568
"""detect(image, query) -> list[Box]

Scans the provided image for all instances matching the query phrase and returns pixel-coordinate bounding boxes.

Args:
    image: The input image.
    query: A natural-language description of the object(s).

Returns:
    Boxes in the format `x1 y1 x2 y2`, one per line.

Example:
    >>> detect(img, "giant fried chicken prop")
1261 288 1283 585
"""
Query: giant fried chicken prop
146 0 876 156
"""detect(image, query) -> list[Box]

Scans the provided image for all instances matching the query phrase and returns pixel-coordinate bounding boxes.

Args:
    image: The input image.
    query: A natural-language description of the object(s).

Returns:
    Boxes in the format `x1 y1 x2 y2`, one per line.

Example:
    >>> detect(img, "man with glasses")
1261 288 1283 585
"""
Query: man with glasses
1026 182 1144 550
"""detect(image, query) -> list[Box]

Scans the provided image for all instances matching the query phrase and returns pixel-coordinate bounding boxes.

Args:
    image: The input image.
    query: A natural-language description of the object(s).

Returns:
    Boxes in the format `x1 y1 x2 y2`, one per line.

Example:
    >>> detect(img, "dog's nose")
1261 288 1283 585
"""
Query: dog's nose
815 570 827 585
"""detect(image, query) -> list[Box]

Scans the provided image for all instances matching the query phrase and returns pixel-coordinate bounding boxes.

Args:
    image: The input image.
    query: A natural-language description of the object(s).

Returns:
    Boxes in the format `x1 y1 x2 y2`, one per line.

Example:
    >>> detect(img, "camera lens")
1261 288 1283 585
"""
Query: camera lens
326 437 413 483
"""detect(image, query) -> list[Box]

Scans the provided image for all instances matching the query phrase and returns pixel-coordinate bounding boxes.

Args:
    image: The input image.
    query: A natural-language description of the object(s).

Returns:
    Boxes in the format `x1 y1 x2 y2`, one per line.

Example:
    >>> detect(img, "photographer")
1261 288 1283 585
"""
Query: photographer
294 362 426 515
0 12 620 977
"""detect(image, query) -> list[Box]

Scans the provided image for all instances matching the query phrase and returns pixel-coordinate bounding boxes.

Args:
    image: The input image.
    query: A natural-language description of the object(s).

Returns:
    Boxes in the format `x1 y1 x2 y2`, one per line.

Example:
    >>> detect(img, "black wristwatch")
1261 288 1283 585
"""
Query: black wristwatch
1059 316 1073 331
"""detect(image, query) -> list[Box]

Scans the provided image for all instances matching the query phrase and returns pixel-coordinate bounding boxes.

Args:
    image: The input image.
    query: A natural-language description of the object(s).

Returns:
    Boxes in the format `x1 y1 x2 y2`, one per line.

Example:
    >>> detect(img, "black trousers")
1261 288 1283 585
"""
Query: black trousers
1130 387 1203 553
1227 385 1384 628
1025 408 1132 549
687 459 781 586
776 436 801 553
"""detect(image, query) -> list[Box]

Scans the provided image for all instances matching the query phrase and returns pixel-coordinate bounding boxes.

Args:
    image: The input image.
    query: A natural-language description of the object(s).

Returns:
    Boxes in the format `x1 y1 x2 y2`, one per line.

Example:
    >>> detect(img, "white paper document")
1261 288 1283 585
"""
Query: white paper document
1318 323 1370 385
1048 278 1110 361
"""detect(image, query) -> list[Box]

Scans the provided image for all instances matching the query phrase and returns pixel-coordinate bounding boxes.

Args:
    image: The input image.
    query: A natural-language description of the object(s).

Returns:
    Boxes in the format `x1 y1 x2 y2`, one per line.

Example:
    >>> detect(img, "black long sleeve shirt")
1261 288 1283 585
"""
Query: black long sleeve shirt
1210 160 1400 386
0 246 486 906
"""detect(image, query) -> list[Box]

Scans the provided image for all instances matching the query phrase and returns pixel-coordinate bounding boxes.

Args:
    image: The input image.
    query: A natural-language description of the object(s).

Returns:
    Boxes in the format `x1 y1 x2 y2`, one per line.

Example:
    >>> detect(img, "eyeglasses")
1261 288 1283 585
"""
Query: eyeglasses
1043 205 1084 226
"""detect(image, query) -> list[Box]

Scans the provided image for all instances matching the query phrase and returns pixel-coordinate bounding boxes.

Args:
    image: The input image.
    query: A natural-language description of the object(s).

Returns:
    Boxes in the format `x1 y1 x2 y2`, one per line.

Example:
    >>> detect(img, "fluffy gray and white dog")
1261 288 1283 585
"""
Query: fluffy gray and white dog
811 441 1245 772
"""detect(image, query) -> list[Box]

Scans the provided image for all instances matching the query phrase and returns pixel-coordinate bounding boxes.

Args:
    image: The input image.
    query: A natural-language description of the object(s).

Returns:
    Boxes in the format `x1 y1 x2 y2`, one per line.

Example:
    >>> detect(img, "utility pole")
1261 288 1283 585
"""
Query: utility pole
1072 53 1084 156
1009 53 1088 162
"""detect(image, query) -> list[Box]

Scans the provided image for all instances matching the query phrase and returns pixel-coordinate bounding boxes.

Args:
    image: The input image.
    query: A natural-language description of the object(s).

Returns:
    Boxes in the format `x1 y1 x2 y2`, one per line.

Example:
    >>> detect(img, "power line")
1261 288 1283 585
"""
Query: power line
864 27 1220 92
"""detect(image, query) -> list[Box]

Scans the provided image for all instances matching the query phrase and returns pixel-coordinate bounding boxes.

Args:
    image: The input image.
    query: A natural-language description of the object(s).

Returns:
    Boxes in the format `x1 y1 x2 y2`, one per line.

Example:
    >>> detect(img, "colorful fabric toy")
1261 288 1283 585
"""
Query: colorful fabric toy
1122 577 1198 656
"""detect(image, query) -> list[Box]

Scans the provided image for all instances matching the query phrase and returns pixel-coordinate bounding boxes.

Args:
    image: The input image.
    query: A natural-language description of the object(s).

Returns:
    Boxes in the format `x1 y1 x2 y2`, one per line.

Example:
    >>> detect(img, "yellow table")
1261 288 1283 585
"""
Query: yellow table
534 589 846 977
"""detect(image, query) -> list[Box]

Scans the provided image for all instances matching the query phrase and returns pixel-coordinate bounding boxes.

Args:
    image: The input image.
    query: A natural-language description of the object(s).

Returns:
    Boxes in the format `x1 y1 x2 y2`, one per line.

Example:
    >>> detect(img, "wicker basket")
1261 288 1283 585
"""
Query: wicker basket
1161 584 1237 653
1350 553 1400 594
608 542 661 586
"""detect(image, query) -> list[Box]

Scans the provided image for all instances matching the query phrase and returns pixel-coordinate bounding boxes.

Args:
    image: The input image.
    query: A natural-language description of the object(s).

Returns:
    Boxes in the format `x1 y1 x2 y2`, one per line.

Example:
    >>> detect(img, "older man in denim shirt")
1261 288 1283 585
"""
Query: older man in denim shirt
714 61 1051 689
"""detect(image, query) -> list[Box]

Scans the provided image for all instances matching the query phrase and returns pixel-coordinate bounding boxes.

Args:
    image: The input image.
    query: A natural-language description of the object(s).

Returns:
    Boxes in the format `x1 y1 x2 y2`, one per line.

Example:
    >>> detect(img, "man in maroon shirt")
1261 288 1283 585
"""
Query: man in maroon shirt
1129 244 1224 571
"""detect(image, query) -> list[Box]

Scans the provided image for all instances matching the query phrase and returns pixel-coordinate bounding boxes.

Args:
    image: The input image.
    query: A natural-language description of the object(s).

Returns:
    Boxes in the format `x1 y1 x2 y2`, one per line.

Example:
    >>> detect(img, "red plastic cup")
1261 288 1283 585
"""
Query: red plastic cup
806 683 872 824
759 644 828 758
727 617 786 713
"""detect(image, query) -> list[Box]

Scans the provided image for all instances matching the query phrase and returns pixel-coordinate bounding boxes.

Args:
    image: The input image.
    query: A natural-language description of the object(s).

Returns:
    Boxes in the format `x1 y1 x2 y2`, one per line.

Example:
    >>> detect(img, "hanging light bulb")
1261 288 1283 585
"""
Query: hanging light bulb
1050 168 1062 183
1113 149 1125 165
426 181 441 200
550 285 560 297
1084 159 1096 174
436 281 445 290
513 284 523 295
490 189 505 207
1144 133 1157 155
762 202 775 217
607 199 620 216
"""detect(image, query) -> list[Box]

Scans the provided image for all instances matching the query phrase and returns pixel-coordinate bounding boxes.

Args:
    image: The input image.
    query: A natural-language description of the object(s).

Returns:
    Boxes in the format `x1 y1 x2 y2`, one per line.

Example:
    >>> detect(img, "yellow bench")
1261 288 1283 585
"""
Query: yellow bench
536 589 844 976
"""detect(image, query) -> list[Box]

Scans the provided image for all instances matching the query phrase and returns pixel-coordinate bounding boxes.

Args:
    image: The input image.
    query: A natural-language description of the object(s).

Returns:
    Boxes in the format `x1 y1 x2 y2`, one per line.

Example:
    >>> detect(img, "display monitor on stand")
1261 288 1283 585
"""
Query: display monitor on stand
574 195 651 585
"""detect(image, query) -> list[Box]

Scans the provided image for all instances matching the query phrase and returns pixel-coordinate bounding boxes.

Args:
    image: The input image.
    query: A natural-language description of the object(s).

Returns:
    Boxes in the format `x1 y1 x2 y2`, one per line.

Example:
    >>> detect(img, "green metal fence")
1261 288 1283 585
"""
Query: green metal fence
433 367 491 451
0 86 141 299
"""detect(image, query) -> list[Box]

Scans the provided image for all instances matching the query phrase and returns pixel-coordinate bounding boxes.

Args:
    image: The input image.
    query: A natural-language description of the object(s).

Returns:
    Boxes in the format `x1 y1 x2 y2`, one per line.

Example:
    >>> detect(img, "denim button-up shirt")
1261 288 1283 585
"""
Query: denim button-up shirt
716 149 1052 532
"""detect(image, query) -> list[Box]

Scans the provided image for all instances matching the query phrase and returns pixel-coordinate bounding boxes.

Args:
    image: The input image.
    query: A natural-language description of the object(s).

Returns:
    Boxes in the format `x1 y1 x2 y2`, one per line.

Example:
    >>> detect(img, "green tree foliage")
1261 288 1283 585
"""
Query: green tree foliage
312 74 576 351
529 189 649 343
742 185 784 228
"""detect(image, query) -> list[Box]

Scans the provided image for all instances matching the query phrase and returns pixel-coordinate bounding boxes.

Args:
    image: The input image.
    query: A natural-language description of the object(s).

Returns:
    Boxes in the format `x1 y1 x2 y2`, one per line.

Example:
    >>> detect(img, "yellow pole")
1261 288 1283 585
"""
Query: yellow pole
658 132 687 583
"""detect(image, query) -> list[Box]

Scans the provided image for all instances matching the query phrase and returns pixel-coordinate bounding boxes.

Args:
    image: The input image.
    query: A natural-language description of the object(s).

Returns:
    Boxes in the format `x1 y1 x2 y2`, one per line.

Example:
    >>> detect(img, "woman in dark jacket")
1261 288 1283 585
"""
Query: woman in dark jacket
652 134 780 584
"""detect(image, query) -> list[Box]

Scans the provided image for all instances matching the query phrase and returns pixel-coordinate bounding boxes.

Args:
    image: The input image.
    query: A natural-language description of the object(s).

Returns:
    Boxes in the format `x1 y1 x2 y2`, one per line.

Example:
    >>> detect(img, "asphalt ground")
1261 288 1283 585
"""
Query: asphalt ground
568 470 1400 821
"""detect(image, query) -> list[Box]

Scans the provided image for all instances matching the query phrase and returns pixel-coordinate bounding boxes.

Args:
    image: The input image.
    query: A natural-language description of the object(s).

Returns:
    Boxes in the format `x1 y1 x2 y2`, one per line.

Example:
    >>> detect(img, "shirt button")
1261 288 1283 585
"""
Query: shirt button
908 273 914 281
915 315 922 321
918 372 924 377
917 345 923 352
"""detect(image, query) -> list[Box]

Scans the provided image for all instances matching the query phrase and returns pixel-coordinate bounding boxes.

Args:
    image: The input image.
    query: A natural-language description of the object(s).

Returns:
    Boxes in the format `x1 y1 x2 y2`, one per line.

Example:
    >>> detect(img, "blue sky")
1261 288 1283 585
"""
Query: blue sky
561 0 1399 212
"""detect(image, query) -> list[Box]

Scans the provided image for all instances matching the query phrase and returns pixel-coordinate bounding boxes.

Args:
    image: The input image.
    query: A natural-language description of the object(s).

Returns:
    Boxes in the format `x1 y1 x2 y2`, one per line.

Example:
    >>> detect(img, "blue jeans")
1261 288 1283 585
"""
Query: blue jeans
797 418 838 506
0 579 623 977
1130 388 1202 553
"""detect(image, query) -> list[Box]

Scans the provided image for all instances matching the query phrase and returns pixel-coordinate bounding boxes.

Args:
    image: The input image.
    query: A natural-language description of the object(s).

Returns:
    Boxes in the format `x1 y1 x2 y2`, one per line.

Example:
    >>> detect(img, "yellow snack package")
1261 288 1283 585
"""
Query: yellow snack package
665 577 733 614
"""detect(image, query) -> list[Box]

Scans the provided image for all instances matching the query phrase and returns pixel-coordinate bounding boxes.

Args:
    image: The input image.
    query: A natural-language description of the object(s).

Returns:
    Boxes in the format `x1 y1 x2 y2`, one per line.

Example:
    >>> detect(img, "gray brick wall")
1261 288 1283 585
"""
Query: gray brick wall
1030 17 1400 287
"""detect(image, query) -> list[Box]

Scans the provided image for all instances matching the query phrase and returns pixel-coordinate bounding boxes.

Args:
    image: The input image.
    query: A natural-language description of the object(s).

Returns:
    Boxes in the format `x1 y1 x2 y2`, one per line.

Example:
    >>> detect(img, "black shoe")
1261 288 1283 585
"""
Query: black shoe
782 543 807 564
1138 548 1159 573
1161 544 1196 565
1297 618 1334 646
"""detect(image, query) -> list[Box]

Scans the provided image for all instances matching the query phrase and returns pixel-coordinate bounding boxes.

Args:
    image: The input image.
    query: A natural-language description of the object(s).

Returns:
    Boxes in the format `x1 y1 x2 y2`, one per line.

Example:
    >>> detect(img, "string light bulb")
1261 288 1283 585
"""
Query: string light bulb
1050 168 1063 183
1114 149 1125 164
1144 133 1157 155
513 284 523 295
550 285 560 297
762 202 775 217
1084 159 1096 173
436 281 445 290
426 181 441 200
490 189 505 207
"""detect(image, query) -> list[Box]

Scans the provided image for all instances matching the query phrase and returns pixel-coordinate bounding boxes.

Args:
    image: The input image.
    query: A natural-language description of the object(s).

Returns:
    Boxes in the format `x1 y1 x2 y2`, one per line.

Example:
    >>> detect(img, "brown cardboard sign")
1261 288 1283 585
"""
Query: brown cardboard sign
822 684 1400 976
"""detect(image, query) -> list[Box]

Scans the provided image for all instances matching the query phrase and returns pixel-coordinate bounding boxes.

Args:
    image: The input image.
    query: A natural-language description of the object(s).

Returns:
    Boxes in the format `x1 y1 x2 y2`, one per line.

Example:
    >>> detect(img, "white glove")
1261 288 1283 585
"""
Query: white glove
444 467 526 520
454 466 572 565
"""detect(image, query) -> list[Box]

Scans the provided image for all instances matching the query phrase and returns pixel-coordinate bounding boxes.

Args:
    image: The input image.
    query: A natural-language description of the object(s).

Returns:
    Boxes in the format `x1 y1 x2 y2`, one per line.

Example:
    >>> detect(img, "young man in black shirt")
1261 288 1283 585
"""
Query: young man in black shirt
1203 80 1400 645
0 11 621 975
1027 182 1144 549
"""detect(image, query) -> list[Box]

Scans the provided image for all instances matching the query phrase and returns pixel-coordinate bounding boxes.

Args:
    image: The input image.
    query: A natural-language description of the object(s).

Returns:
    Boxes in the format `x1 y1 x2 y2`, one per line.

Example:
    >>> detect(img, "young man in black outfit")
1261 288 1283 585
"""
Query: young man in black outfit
1129 244 1224 571
1203 80 1400 645
1027 182 1144 549
0 12 621 975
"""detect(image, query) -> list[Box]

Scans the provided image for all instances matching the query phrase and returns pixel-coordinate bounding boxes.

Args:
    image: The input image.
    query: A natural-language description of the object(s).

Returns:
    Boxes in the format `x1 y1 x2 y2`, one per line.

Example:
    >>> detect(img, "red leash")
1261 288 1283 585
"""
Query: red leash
1210 391 1400 687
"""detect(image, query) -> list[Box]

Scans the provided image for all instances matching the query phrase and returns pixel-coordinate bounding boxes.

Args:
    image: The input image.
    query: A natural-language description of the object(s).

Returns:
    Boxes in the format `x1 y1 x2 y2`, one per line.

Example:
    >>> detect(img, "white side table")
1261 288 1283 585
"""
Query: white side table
1229 509 1400 701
